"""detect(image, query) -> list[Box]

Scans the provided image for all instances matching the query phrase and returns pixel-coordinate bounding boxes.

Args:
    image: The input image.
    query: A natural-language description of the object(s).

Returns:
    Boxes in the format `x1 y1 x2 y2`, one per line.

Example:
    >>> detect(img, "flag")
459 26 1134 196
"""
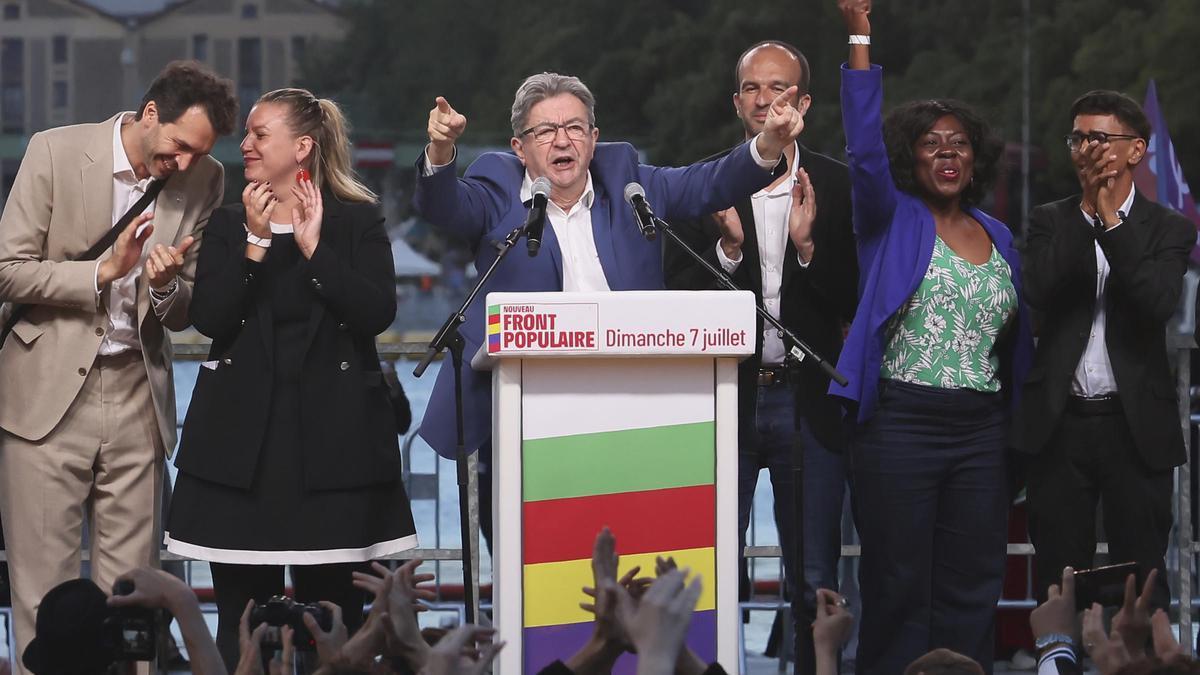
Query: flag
1133 80 1200 262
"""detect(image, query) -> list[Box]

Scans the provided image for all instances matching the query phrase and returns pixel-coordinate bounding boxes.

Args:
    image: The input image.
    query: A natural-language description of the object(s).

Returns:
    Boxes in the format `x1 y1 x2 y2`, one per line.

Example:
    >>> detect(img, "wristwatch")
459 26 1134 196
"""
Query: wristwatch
1034 632 1076 651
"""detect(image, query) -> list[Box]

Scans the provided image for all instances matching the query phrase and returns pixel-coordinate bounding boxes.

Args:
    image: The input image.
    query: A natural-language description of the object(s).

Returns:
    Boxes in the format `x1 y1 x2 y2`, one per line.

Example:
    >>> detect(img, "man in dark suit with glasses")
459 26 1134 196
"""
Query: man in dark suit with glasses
1017 89 1193 610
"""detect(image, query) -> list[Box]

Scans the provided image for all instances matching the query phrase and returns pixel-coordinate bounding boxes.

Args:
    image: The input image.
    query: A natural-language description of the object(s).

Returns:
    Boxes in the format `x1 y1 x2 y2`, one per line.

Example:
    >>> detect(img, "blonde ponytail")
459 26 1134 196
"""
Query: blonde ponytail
313 98 377 204
256 88 377 204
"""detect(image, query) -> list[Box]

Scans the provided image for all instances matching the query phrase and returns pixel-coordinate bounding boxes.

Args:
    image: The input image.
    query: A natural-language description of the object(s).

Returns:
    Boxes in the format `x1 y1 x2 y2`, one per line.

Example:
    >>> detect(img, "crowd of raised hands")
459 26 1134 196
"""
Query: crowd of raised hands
223 526 721 675
12 525 848 675
28 534 1200 675
1030 567 1199 674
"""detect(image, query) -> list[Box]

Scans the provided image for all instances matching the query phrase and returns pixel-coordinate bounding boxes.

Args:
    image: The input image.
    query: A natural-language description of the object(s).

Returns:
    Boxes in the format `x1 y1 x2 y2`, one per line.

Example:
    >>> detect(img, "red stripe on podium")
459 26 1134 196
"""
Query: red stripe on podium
522 484 714 565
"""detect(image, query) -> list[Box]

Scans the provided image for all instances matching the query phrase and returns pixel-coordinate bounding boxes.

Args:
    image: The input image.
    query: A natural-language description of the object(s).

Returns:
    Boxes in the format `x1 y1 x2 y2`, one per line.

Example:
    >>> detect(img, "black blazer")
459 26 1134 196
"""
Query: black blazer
664 144 858 451
1015 191 1193 470
175 195 400 491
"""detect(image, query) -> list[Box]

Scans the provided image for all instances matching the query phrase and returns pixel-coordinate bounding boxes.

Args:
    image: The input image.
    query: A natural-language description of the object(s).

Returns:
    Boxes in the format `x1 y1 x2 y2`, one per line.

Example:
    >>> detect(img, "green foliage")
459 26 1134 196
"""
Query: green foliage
306 0 1200 212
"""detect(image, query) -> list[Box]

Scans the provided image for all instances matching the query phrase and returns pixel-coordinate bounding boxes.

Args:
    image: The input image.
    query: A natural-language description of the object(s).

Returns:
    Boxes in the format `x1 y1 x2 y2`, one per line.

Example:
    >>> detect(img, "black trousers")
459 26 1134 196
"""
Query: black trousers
849 381 1009 675
210 562 367 672
1027 406 1173 609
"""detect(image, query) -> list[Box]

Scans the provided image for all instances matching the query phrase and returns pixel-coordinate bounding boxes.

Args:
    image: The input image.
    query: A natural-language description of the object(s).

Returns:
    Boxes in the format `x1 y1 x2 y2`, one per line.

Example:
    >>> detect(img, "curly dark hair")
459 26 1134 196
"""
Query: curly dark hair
883 99 1003 208
136 60 238 137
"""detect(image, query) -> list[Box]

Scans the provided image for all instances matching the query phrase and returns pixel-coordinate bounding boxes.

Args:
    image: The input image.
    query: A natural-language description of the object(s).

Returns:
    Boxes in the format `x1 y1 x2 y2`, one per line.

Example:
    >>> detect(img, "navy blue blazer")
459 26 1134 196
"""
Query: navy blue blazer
415 140 779 458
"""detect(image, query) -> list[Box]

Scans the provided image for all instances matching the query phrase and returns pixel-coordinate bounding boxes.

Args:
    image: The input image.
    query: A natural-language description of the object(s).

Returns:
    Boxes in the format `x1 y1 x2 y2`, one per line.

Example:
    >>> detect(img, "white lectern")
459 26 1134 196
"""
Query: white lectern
483 291 755 674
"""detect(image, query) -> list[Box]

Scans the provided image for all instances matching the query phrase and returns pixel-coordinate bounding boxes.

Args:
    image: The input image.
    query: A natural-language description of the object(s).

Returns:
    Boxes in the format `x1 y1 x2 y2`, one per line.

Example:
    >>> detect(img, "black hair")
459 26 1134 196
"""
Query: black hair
1069 89 1151 141
135 60 238 137
734 40 811 95
883 99 1003 208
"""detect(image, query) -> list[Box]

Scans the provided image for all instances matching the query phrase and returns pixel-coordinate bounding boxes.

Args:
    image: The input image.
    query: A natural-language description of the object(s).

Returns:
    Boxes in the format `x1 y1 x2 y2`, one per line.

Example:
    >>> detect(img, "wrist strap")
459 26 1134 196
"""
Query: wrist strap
245 226 273 249
1 177 166 349
848 34 871 45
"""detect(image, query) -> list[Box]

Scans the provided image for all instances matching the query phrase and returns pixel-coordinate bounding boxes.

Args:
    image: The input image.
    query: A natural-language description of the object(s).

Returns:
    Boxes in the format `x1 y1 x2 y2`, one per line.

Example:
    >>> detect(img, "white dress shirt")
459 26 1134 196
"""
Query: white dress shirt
715 141 808 365
95 113 164 356
1072 184 1136 396
518 172 608 292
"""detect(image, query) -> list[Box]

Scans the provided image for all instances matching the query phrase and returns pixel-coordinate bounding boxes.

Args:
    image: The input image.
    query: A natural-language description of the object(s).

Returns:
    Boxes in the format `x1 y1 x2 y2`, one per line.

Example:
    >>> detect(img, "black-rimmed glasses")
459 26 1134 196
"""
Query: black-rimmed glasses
520 121 592 145
1066 130 1141 152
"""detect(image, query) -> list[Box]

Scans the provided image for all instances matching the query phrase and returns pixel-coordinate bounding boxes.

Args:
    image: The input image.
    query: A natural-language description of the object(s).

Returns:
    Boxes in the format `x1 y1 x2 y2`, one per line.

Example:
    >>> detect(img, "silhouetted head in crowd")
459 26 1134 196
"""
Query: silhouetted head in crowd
22 579 114 675
903 648 986 675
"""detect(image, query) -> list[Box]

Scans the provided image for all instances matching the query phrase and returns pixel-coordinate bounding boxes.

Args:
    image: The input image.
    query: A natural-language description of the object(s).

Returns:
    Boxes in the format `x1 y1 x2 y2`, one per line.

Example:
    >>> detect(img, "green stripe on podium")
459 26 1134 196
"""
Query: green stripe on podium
522 421 714 502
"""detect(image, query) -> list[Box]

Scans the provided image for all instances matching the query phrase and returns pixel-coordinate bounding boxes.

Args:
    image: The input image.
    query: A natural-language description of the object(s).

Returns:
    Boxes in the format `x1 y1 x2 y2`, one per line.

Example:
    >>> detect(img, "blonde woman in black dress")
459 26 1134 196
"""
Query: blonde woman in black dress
166 88 416 666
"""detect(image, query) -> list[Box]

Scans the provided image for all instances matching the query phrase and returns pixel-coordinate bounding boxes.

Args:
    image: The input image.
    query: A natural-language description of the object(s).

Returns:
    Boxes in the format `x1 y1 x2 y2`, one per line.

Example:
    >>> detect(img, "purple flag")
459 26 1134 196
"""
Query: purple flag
1133 80 1200 261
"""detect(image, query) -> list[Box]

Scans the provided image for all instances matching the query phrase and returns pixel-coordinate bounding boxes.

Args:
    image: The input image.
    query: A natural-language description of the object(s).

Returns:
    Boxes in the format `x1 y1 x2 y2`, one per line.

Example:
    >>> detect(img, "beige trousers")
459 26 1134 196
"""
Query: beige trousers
0 350 164 674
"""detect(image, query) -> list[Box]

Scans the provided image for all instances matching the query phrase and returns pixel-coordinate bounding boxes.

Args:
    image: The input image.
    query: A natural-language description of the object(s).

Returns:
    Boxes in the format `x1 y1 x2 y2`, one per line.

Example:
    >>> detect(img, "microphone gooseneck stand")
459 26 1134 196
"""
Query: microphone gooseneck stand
653 215 847 386
653 214 848 674
413 215 543 625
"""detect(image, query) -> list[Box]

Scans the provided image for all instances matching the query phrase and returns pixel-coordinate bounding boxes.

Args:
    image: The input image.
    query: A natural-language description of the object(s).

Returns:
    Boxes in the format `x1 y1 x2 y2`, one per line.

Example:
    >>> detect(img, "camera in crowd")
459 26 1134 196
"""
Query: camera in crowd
249 595 333 651
106 579 159 661
22 578 160 675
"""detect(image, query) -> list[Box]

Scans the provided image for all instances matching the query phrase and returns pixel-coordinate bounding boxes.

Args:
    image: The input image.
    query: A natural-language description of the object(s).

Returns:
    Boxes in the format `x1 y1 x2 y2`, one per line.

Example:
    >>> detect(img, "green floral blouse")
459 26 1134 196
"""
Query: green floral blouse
880 236 1017 392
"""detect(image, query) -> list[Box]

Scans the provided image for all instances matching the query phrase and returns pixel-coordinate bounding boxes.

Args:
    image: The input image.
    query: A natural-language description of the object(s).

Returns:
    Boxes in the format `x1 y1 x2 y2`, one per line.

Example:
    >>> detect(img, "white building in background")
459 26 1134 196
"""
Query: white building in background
0 0 346 198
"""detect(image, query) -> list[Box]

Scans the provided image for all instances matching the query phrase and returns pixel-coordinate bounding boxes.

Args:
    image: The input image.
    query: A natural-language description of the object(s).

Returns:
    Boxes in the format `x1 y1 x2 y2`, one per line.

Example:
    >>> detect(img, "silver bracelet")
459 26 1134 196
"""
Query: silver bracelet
848 34 871 45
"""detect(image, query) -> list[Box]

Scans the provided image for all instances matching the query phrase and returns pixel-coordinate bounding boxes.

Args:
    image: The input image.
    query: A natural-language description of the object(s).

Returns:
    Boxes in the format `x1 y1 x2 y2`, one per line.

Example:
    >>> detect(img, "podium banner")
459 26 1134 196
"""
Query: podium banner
486 291 754 357
486 290 753 674
518 358 718 670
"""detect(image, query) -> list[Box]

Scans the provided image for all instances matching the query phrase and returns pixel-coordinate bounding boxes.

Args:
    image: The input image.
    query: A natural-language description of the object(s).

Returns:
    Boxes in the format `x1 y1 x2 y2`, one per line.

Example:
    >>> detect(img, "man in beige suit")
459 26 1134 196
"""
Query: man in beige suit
0 61 237 670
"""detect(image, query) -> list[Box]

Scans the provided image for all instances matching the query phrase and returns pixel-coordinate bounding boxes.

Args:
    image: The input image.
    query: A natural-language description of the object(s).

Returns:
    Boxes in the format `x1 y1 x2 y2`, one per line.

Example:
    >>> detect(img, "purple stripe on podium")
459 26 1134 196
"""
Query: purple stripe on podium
522 609 716 674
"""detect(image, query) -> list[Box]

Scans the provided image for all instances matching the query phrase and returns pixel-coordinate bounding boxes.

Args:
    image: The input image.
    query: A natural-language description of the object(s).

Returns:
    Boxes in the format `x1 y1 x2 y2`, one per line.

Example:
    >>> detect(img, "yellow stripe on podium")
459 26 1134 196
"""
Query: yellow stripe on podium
522 546 716 628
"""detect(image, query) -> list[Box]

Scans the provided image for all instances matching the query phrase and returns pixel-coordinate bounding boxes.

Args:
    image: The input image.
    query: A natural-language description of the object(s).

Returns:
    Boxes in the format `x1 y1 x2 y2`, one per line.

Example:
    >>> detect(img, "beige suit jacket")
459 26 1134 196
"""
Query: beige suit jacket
0 114 224 451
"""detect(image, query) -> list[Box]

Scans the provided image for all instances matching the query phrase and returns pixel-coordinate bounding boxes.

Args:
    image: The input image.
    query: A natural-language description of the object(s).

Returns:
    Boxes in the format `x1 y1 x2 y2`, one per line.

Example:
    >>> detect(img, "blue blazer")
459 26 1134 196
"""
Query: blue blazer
830 65 1034 426
415 141 778 457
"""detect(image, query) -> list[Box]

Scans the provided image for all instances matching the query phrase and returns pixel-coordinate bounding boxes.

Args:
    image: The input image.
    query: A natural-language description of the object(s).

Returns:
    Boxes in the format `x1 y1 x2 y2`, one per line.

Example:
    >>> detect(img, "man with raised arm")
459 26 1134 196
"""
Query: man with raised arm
415 72 806 546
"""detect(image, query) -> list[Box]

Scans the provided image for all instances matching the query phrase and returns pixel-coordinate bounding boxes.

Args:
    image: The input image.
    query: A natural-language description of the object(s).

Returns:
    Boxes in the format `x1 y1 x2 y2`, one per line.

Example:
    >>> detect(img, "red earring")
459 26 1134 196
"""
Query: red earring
296 168 311 183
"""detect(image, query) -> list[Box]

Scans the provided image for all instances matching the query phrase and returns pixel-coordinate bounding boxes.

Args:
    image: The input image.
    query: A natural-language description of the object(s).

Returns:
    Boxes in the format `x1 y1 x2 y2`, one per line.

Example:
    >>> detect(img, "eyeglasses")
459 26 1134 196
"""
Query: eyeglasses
520 121 592 145
1065 130 1141 152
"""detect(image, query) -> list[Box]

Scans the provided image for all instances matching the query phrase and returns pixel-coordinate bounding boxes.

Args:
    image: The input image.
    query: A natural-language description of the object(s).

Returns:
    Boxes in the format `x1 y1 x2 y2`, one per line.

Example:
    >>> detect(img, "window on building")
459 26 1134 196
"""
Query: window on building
52 81 66 109
1 38 23 134
241 4 258 19
237 37 262 125
291 36 306 65
2 4 18 20
193 34 208 61
52 35 67 64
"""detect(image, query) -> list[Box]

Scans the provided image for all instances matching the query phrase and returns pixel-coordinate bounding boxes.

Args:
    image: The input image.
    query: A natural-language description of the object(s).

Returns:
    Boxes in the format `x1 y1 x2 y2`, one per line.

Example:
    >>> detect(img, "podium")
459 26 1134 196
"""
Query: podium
483 290 755 674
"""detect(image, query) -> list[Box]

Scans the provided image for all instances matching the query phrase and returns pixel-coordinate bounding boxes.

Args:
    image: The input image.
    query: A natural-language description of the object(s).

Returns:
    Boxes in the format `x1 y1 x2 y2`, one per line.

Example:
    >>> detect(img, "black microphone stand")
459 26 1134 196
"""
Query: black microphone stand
654 214 847 675
414 216 541 625
653 216 847 386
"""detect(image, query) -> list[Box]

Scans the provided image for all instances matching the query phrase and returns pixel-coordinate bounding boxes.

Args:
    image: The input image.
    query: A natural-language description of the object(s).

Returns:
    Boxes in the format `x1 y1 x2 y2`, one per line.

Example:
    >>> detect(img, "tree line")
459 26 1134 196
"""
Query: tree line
305 0 1199 228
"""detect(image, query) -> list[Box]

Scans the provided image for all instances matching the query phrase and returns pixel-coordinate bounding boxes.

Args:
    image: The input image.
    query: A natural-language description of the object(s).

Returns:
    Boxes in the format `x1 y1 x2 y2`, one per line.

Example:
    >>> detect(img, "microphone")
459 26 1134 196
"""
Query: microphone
525 176 551 256
622 182 658 241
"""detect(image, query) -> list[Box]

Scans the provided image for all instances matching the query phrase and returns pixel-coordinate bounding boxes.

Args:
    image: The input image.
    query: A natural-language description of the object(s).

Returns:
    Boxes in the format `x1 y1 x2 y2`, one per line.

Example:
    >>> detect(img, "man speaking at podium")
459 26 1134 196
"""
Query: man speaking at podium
415 71 807 545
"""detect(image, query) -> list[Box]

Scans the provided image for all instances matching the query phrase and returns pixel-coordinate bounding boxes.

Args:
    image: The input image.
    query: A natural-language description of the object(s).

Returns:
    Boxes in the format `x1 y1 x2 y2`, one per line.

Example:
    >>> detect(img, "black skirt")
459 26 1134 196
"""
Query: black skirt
165 233 417 564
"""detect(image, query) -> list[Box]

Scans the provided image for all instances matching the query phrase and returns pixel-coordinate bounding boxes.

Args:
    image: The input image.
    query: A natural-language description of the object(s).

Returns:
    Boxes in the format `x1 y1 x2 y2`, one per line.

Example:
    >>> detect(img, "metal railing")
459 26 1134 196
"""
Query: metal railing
2 335 1198 663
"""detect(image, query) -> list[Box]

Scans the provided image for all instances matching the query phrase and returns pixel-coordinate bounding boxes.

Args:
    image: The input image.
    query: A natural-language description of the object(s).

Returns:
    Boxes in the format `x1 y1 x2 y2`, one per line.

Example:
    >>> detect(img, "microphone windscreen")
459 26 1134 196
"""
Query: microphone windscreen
623 182 646 206
530 176 552 199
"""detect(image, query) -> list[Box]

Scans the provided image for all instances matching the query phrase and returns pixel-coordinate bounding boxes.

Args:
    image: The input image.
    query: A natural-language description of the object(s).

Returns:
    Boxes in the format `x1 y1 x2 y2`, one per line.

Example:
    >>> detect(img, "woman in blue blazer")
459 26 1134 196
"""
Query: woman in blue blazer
832 2 1034 673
